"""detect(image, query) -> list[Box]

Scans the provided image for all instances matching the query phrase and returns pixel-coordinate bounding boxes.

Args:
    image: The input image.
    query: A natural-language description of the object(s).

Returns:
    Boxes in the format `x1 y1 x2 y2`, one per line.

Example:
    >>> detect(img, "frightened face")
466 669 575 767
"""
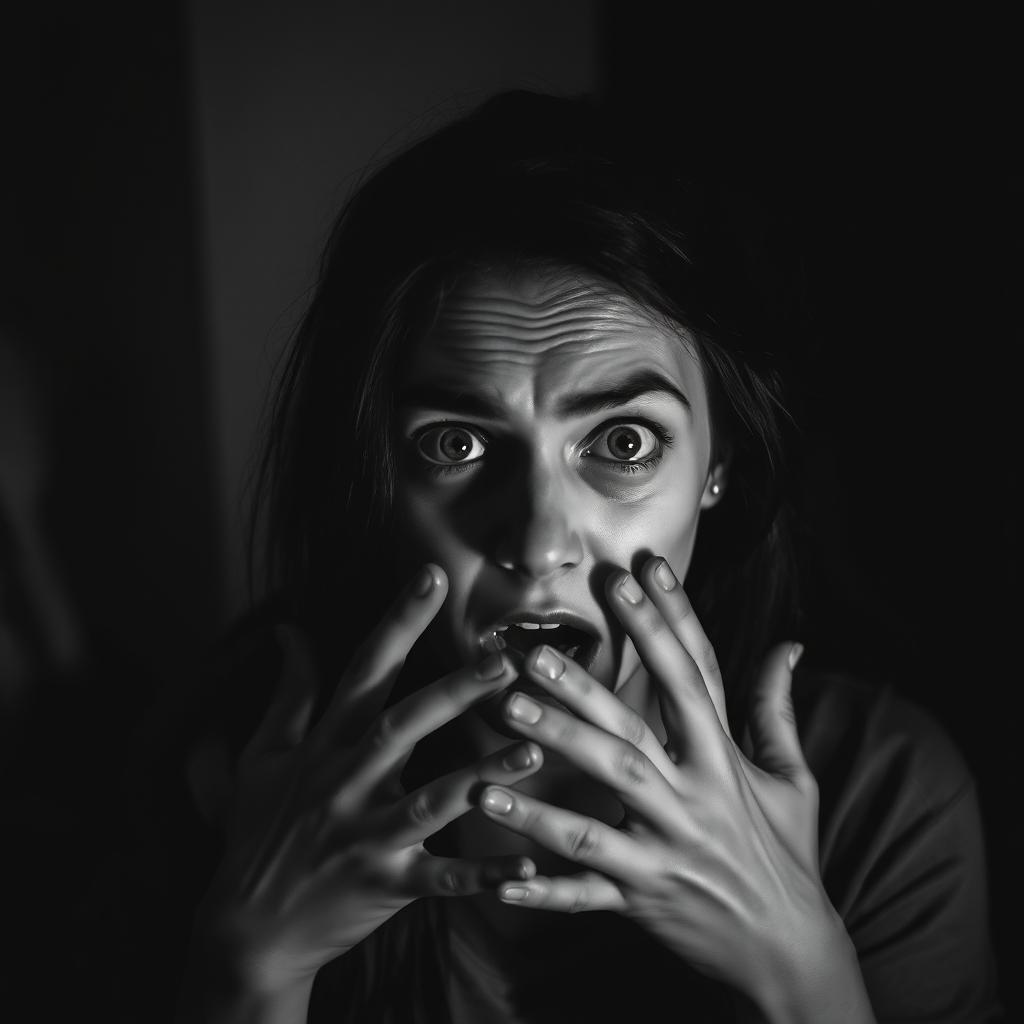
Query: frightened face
393 267 723 724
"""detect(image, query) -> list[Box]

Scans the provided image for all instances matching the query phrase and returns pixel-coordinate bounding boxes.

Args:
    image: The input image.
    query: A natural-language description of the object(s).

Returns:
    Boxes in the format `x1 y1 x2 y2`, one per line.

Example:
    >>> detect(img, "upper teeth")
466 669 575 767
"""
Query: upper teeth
495 622 560 630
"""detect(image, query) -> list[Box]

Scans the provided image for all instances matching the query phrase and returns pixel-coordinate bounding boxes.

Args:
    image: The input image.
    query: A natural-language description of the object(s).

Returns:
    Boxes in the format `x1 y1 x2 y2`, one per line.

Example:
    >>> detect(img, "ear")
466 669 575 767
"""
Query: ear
699 461 727 509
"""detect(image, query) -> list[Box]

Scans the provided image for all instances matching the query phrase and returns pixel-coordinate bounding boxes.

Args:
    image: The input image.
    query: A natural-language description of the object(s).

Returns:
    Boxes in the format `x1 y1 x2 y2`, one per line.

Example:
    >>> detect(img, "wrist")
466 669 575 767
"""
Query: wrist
176 913 316 1024
750 905 876 1024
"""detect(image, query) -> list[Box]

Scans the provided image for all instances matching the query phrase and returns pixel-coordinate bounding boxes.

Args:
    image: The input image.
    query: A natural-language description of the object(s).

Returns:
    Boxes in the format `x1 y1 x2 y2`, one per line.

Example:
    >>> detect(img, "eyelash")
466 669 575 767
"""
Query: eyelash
410 418 674 478
583 418 675 474
412 423 490 479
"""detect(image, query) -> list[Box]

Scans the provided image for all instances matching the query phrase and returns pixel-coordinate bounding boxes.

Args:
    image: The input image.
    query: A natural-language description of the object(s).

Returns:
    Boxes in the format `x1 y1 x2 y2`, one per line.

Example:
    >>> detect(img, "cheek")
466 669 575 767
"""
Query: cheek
584 478 703 571
393 489 483 663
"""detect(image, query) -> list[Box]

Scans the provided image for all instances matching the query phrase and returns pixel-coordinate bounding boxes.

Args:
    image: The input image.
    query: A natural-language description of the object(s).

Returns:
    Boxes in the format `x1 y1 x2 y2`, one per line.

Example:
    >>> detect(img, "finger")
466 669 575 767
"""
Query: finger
479 785 655 884
521 643 679 780
638 556 730 732
314 563 448 741
497 870 626 914
497 689 680 824
747 642 811 786
342 651 519 795
406 852 537 898
244 624 318 758
383 741 544 847
606 569 727 763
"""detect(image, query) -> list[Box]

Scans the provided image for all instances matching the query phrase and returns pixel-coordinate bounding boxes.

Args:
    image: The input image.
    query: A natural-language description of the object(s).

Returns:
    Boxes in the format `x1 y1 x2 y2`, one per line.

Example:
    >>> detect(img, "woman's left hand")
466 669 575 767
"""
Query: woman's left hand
478 555 874 1022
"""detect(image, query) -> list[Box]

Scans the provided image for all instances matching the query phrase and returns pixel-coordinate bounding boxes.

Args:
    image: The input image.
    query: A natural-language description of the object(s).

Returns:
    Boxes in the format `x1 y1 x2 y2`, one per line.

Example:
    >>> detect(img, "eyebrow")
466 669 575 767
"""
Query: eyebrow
397 369 690 419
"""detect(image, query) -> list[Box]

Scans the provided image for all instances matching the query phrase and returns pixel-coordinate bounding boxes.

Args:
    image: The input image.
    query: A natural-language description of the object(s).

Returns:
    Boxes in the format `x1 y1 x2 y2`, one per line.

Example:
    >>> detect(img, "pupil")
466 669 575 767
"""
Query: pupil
608 426 641 459
440 428 473 461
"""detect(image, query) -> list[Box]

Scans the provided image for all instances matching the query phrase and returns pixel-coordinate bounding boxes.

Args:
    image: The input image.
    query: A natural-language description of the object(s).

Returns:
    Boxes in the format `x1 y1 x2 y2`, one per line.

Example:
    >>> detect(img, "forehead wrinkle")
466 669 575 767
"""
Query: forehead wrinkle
406 270 706 423
439 303 658 335
427 332 651 380
416 344 690 427
438 275 660 329
447 274 623 308
431 303 667 363
431 330 618 360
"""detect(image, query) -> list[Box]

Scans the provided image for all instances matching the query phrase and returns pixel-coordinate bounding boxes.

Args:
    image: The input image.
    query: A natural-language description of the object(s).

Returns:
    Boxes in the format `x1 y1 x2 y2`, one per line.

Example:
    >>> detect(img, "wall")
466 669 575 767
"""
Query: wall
186 0 602 619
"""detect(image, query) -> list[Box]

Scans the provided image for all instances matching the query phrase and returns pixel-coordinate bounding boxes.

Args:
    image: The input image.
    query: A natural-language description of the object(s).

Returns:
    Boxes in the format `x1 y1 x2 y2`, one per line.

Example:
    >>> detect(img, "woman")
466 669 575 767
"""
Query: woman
176 92 1001 1022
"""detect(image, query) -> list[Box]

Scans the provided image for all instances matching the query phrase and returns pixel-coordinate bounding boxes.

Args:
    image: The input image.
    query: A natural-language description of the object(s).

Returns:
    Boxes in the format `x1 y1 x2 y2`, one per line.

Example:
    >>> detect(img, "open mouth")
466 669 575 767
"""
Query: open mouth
480 617 600 671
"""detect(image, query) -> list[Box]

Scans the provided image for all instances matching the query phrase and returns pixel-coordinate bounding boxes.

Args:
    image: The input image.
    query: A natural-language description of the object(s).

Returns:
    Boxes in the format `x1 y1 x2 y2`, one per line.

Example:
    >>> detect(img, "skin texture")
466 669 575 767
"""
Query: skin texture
394 266 724 720
393 266 725 886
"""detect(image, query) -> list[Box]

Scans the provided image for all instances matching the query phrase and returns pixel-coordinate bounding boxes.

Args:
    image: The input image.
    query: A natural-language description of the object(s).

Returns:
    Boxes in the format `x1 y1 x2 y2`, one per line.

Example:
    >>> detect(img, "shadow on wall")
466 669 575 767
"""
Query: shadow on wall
0 5 223 1014
1 3 223 700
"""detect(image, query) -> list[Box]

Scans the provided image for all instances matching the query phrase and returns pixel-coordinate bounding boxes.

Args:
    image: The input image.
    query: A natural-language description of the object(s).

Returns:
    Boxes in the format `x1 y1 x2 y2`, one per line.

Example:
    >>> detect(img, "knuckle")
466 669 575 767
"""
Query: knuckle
614 745 647 786
368 710 399 751
569 883 590 914
566 823 600 859
779 695 797 727
518 805 540 832
437 868 463 894
675 593 694 620
618 709 649 748
570 670 594 697
407 789 437 826
699 638 720 675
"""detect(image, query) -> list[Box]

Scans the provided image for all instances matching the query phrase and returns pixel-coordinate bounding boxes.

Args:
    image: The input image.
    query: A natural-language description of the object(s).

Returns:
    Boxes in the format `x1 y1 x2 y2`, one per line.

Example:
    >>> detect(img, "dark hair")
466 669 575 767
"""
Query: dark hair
252 88 801 724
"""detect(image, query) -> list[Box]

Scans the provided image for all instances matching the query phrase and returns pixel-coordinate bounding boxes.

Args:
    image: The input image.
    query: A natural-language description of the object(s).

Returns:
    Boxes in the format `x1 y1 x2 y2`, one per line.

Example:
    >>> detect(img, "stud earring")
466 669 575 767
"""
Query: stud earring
710 482 721 496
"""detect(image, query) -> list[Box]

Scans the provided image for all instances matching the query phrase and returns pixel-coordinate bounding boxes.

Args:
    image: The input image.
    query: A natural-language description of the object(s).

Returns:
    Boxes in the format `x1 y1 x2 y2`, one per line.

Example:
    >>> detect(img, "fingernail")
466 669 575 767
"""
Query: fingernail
788 643 805 671
413 565 437 597
477 652 508 680
617 573 644 605
480 630 507 655
532 645 565 681
653 559 677 591
483 788 515 815
500 885 529 901
502 744 536 771
507 693 543 724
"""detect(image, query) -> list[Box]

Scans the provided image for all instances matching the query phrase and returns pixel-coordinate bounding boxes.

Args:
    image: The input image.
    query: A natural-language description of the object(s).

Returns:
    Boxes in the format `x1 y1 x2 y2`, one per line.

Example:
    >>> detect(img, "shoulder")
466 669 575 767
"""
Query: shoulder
792 666 973 814
792 669 1002 1020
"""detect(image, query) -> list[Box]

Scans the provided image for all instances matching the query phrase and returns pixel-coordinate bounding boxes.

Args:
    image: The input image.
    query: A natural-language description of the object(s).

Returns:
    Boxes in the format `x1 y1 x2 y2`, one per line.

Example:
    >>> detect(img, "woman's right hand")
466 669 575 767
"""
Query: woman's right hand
182 564 539 1019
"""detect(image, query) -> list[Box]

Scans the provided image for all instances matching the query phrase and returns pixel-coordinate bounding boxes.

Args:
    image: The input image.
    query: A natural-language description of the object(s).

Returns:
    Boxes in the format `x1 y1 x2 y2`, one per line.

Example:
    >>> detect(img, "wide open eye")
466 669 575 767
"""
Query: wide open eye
583 422 664 465
415 424 488 466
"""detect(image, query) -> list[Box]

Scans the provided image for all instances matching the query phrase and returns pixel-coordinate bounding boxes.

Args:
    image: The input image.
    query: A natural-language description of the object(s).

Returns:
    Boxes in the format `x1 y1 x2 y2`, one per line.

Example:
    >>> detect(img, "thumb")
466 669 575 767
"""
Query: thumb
745 642 807 783
244 624 319 757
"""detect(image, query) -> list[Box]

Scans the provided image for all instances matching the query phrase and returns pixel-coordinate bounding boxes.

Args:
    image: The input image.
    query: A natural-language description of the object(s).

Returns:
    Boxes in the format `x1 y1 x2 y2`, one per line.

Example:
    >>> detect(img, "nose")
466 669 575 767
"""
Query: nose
493 456 584 580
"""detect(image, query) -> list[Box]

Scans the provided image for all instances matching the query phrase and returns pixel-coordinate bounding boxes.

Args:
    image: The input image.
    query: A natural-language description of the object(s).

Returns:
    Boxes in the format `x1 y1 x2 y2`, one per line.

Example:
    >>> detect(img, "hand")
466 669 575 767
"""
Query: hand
477 555 868 1018
189 565 542 1008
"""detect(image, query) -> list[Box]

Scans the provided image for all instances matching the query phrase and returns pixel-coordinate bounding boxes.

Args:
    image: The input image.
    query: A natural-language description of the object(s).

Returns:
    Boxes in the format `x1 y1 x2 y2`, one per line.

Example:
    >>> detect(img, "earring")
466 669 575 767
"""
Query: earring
710 482 721 496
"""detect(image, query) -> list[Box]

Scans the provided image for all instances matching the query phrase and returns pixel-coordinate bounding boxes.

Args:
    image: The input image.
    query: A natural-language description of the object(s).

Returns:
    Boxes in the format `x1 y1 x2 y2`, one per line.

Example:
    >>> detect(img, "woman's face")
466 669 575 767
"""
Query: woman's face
393 267 722 718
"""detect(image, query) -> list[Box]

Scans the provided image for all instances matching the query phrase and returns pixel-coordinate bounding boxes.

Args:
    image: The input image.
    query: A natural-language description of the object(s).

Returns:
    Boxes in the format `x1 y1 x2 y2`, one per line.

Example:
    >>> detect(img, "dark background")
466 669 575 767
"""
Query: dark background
2 2 1019 1018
